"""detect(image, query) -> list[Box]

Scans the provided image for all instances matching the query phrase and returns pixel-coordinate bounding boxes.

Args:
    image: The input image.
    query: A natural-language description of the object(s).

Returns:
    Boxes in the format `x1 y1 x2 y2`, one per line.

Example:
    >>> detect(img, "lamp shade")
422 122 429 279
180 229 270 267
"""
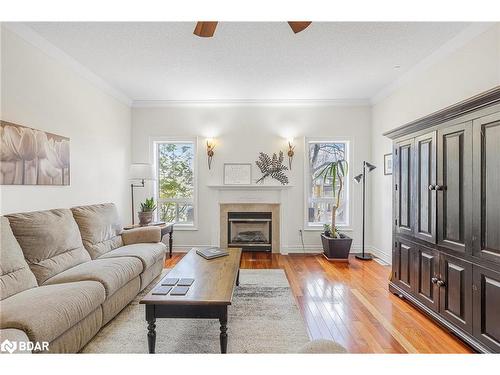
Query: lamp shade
129 163 155 180
365 162 377 172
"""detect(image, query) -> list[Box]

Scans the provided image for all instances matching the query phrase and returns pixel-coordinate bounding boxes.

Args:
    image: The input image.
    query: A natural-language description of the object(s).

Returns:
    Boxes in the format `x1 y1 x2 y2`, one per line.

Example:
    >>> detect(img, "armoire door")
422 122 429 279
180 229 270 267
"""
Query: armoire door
472 112 500 265
414 245 440 311
414 131 437 243
392 237 416 294
394 138 414 237
437 121 472 254
439 253 473 333
473 265 500 352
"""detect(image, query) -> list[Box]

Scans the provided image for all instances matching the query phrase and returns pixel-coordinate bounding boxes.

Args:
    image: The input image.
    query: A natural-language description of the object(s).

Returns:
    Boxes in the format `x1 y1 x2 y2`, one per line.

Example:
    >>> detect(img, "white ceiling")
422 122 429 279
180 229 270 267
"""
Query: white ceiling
24 22 474 103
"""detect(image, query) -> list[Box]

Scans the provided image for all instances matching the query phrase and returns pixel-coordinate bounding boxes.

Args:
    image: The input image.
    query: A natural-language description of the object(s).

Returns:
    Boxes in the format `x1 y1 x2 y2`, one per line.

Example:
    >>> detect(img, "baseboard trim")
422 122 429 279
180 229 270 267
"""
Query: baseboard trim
368 246 392 264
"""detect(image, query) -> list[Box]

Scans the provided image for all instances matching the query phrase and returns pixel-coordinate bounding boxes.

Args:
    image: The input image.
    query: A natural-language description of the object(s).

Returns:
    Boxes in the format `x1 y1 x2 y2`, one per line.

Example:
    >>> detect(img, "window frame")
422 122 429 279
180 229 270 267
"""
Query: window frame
303 137 352 231
151 136 198 230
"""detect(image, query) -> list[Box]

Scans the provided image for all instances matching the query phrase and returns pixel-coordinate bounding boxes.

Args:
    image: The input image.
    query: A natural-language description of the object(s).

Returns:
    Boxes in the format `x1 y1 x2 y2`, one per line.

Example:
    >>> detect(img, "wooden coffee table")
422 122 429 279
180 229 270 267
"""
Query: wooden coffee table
140 248 242 354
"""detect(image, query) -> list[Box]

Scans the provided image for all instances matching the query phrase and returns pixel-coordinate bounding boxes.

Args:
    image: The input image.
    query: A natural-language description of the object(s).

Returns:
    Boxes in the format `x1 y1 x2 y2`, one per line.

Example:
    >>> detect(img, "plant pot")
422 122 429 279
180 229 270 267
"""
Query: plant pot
321 233 353 261
138 211 153 226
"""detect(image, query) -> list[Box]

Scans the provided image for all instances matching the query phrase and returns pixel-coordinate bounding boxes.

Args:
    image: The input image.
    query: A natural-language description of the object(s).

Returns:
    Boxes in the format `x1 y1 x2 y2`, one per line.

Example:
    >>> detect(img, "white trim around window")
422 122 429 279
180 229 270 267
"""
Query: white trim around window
150 136 198 231
303 137 353 231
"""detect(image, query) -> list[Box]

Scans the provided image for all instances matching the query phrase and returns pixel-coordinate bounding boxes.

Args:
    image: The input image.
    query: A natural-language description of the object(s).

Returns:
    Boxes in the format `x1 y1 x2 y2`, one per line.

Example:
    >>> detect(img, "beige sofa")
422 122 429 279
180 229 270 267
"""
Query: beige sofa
0 203 167 353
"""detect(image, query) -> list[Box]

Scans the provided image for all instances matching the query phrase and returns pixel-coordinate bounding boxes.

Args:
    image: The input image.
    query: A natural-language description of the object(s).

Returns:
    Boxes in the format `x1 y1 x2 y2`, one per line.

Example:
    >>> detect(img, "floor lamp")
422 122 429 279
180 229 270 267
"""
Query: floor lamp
129 163 155 225
354 161 376 260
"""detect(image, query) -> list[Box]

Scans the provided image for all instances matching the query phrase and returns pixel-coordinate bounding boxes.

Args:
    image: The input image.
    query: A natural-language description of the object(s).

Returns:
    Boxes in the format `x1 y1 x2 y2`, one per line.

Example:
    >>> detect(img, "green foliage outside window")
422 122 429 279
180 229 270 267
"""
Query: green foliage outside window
157 143 194 224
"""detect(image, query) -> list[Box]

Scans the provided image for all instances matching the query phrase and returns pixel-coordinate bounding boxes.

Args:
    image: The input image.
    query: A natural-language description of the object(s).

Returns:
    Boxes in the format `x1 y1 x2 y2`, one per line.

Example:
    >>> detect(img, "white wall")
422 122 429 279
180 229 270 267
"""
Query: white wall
370 24 500 260
0 27 132 219
132 104 373 255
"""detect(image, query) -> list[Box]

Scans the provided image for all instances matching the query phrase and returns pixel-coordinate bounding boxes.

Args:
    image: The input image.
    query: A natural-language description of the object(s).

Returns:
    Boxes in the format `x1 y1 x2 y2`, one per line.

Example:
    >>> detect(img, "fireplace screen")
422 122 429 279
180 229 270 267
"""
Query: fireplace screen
228 212 272 252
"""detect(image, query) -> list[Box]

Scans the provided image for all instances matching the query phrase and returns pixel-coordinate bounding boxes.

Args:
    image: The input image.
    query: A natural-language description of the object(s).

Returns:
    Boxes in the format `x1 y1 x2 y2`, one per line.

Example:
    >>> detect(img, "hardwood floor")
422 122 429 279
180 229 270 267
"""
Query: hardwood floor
165 252 473 353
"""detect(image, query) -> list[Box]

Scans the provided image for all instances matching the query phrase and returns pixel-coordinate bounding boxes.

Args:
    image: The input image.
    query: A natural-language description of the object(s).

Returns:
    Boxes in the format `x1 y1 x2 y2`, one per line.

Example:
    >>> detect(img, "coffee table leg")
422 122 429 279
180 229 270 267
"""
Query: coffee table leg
236 269 240 286
147 319 156 353
219 309 228 354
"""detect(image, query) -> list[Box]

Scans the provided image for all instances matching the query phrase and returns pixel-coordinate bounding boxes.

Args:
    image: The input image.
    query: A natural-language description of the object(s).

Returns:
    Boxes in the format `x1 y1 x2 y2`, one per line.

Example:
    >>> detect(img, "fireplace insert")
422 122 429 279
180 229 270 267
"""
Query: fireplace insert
227 212 272 252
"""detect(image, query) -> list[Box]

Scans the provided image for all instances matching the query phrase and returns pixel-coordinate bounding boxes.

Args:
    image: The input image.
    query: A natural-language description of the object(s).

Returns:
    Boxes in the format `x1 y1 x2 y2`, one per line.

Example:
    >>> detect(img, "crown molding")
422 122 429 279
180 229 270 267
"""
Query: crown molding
2 22 132 106
132 98 371 107
370 22 497 105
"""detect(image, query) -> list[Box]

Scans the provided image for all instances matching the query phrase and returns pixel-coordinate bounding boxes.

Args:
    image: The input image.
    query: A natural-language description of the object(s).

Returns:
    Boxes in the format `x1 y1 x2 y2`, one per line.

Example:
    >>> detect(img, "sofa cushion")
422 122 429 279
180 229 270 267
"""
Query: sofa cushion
5 209 90 284
0 281 105 344
0 217 38 300
43 257 142 297
71 203 123 259
98 242 166 270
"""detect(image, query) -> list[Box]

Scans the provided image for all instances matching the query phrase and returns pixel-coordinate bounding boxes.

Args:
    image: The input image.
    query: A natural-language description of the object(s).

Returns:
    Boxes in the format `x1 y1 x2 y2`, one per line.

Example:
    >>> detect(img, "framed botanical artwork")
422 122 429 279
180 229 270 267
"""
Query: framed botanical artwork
384 153 393 175
223 163 252 185
1 121 70 185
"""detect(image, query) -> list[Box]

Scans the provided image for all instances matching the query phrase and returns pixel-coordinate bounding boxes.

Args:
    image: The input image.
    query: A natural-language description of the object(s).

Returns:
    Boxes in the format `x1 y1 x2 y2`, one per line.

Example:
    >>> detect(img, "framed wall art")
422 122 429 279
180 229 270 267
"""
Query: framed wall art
384 153 393 175
223 163 252 185
1 121 70 185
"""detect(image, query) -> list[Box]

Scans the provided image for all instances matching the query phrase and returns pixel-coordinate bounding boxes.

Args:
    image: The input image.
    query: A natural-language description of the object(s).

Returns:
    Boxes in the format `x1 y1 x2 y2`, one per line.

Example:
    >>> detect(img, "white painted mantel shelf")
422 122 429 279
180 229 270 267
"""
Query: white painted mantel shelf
207 184 293 190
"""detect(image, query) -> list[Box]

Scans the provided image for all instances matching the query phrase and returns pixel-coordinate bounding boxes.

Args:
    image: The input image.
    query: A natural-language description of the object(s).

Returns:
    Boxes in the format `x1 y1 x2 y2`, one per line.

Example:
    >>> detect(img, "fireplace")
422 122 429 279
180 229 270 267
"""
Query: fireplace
227 212 272 252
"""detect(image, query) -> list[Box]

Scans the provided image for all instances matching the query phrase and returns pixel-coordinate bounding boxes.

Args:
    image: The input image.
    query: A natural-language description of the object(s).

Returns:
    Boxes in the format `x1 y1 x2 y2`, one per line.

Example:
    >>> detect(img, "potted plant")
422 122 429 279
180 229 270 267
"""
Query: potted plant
316 159 353 260
138 197 157 226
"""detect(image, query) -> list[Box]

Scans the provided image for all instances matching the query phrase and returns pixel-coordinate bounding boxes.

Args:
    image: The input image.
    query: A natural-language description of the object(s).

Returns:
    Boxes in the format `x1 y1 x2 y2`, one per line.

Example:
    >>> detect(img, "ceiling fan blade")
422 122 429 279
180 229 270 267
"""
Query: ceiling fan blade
287 22 312 34
193 22 218 37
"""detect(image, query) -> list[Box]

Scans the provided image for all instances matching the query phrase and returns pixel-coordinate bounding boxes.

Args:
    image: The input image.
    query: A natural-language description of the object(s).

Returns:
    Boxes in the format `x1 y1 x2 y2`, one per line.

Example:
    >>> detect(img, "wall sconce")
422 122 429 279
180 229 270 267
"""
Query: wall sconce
206 138 215 169
287 138 295 170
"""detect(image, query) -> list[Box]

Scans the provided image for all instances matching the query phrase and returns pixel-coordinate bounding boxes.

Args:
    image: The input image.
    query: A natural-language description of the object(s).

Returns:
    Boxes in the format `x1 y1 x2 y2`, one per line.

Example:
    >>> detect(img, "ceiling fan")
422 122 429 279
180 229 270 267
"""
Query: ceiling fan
193 22 312 38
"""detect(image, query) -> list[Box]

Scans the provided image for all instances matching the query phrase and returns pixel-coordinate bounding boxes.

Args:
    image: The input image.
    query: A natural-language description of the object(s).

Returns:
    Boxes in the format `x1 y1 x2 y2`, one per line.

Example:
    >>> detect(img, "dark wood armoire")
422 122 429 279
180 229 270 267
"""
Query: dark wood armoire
384 86 500 353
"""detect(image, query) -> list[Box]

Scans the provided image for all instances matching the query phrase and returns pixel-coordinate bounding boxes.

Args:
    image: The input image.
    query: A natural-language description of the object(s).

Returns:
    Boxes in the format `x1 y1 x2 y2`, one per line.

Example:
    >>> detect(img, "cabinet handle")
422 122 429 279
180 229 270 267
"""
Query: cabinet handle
436 279 446 287
428 184 435 190
435 185 445 191
431 277 438 284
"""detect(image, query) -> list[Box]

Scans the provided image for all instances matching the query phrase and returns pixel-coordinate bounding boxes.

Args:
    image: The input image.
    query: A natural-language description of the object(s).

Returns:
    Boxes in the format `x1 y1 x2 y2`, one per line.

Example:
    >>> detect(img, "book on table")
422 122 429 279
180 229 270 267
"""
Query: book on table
195 247 229 260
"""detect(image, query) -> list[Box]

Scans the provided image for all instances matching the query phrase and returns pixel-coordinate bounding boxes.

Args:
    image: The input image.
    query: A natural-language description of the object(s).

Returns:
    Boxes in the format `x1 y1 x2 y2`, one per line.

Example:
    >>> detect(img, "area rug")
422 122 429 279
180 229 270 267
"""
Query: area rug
81 269 310 353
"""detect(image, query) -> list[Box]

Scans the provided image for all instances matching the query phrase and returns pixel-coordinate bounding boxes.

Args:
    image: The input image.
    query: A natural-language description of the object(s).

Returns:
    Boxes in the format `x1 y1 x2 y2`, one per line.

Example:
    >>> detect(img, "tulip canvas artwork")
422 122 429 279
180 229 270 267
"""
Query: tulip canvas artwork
1 121 70 185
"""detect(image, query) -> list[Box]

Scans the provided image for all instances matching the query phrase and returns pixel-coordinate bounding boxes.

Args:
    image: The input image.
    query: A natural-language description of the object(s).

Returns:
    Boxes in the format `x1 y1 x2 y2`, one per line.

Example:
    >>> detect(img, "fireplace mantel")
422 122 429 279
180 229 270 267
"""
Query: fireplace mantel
207 184 293 190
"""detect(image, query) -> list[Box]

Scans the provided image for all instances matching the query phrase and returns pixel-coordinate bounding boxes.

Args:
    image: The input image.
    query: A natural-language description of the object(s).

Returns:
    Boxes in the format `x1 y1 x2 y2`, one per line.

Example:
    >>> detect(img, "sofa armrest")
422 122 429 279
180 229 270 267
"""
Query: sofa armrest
121 226 161 245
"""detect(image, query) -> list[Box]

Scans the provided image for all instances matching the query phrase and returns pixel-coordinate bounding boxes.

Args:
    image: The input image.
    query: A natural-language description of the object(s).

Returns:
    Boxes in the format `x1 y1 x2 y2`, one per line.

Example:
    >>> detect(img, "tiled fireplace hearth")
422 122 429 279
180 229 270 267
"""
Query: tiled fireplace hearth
220 203 280 253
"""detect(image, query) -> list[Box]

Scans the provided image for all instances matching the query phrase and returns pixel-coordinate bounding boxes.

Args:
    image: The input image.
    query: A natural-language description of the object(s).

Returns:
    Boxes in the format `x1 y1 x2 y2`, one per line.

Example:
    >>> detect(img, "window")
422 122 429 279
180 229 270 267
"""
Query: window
306 140 349 228
154 140 196 227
